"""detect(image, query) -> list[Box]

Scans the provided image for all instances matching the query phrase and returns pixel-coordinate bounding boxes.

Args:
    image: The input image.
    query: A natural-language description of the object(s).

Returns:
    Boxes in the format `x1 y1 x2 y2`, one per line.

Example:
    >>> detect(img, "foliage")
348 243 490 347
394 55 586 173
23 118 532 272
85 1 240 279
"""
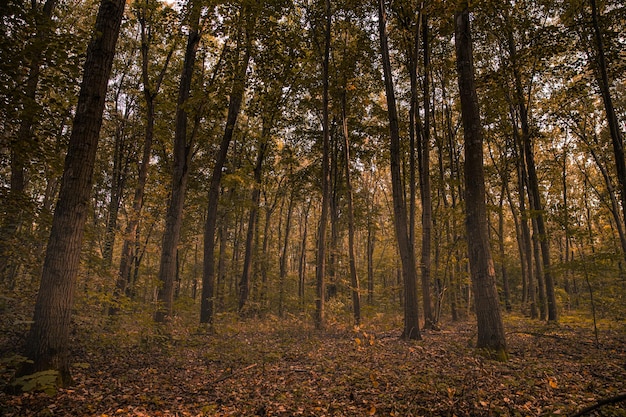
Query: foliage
1 0 626 400
1 356 59 396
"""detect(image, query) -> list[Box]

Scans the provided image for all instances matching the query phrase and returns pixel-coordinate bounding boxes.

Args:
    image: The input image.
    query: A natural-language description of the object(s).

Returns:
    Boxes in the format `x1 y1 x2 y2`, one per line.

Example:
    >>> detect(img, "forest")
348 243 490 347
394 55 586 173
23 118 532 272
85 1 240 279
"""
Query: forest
1 0 625 415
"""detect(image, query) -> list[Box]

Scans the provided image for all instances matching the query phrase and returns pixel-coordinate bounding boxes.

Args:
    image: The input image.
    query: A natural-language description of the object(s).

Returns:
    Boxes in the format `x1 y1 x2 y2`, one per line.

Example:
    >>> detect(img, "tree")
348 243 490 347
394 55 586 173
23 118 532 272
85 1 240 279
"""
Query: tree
116 0 175 300
341 76 361 326
155 0 202 322
589 0 626 252
419 11 434 329
200 7 253 325
454 1 506 357
504 14 558 322
378 0 421 340
0 0 58 283
19 0 126 385
314 0 332 330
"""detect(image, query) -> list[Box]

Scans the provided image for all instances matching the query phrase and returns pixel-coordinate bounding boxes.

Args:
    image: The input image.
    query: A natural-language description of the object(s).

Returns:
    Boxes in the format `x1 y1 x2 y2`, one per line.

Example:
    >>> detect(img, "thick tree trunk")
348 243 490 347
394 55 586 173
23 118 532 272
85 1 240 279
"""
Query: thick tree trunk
21 0 125 386
155 0 201 322
200 30 251 325
314 0 331 330
454 3 506 358
378 0 421 340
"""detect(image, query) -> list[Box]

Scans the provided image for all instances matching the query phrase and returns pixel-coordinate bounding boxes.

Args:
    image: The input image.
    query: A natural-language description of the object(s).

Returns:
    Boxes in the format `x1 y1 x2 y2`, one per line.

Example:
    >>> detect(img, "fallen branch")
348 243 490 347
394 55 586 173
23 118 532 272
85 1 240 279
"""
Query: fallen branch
570 393 626 417
211 363 258 384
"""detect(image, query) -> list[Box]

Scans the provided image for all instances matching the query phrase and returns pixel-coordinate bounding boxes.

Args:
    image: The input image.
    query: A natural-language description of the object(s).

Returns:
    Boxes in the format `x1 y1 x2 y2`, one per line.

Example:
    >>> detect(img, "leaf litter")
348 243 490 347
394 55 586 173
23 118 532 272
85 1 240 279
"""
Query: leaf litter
1 313 625 416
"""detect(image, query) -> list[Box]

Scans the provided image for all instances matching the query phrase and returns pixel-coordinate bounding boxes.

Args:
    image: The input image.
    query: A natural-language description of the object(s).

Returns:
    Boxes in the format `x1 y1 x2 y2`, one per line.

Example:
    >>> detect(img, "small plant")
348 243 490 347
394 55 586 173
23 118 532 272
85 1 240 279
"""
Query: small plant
11 370 60 395
1 355 60 395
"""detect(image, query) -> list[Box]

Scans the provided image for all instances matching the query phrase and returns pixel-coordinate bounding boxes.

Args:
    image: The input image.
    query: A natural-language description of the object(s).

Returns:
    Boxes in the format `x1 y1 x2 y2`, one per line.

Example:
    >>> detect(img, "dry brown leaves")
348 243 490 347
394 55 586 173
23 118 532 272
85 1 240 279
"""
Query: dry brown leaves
1 313 625 416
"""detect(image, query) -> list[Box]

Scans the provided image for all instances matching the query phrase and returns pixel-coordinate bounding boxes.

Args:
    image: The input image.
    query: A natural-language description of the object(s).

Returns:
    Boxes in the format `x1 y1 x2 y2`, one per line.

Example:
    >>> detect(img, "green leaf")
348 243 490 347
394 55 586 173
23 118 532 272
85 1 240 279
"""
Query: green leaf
11 370 60 395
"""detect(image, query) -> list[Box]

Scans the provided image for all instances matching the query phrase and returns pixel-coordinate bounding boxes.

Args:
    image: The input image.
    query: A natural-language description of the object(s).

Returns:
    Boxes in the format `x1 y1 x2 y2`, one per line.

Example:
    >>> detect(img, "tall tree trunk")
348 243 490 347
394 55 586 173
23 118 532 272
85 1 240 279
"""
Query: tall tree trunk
314 0 331 330
378 0 421 340
217 211 228 309
102 104 130 266
239 135 268 312
419 13 434 329
498 187 512 311
155 0 202 322
298 200 311 307
200 26 251 325
454 3 506 358
510 106 537 318
589 0 626 238
20 0 125 386
116 8 174 298
279 191 295 317
341 91 361 326
367 224 375 305
507 26 557 322
260 196 272 307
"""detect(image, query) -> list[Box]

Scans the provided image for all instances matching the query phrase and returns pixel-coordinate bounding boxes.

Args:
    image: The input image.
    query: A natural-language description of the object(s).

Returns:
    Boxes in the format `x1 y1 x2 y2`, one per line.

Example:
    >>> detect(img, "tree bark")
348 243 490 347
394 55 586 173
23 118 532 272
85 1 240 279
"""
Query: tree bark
21 0 126 386
279 191 295 317
314 0 331 330
155 0 202 322
378 0 421 340
298 201 311 307
341 90 361 326
510 105 537 318
419 13 434 329
454 3 506 357
239 135 268 312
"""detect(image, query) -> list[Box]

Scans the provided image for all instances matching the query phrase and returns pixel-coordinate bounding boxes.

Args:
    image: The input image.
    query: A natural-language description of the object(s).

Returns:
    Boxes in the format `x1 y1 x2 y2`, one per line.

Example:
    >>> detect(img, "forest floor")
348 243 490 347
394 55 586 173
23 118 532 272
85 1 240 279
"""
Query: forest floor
1 307 626 416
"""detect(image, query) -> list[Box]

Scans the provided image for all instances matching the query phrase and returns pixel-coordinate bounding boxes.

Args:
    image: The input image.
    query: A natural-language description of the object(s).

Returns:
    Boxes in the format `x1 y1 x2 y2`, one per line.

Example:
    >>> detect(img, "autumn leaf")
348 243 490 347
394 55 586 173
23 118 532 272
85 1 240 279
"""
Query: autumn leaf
370 372 379 388
548 377 558 389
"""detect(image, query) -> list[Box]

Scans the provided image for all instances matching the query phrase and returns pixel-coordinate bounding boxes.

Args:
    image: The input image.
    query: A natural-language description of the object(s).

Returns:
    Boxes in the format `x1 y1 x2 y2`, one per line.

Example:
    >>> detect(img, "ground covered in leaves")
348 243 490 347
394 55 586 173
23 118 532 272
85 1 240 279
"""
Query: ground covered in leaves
1 310 626 416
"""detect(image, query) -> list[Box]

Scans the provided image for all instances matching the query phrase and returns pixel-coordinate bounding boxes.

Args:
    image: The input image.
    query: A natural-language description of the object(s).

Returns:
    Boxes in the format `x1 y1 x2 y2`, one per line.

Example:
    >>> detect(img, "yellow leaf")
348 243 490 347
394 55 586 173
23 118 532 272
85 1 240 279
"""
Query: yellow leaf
548 377 558 389
355 337 362 346
370 373 379 388
368 406 376 415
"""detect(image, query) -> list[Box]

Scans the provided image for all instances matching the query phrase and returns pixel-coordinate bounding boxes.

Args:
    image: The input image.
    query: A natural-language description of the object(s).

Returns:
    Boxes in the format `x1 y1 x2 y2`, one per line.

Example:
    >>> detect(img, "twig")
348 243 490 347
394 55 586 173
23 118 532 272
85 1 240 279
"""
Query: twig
569 393 626 417
211 363 258 384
